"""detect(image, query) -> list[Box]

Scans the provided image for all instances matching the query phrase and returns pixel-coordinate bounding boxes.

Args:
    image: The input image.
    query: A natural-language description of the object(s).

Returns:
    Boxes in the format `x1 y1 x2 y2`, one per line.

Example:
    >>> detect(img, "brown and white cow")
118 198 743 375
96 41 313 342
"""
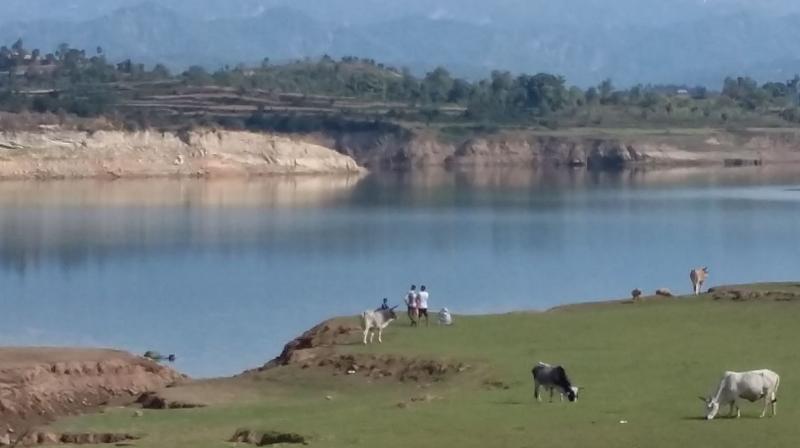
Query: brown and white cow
690 267 709 295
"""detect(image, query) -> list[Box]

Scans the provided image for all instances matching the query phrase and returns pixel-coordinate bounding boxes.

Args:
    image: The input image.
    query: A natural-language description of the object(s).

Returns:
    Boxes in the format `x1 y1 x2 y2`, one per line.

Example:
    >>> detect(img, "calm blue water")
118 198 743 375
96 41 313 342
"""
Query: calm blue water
1 167 799 377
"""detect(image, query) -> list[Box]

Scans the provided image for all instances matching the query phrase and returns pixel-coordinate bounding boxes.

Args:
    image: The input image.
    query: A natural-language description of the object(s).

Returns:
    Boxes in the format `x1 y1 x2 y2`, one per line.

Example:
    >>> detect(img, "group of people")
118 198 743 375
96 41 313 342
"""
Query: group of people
404 284 430 326
379 283 452 326
379 284 430 326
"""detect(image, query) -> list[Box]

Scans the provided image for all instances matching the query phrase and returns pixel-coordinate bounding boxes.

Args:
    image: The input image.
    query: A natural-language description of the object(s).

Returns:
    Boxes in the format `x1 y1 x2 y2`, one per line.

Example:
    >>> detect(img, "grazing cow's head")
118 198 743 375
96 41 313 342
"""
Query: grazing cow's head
699 396 719 420
564 387 577 402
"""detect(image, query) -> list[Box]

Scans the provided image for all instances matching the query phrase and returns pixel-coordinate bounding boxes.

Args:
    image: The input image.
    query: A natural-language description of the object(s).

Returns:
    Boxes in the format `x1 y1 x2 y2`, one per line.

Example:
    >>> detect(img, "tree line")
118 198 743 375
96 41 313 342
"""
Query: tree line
2 39 800 127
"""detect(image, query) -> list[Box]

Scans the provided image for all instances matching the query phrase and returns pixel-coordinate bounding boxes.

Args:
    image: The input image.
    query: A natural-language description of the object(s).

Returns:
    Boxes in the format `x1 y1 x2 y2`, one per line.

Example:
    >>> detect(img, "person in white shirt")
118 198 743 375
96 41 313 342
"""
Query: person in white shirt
417 285 430 326
405 285 418 326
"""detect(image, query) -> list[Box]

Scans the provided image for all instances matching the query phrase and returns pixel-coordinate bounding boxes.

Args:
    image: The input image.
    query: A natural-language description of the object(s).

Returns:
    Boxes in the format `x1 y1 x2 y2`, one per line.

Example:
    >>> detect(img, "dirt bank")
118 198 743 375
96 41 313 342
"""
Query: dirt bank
0 128 363 180
324 128 800 169
246 318 467 383
4 125 800 179
0 348 184 434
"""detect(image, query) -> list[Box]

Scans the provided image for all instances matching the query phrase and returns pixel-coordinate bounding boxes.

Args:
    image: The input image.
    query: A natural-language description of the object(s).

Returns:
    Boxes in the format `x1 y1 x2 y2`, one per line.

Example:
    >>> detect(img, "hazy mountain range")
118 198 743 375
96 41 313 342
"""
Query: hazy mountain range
2 0 800 87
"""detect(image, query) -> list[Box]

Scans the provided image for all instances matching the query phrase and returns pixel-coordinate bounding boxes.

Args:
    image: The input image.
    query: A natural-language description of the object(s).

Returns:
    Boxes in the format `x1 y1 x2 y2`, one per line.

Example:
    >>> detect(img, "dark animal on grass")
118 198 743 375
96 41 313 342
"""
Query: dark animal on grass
532 362 578 402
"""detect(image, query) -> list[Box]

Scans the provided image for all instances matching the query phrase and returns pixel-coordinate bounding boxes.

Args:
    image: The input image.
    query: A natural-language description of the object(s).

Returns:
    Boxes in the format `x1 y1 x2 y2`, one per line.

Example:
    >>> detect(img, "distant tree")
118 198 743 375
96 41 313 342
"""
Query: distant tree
151 64 171 79
516 73 568 113
423 67 454 103
183 65 213 85
585 87 599 105
628 85 643 104
56 43 70 61
598 78 614 104
447 78 472 103
691 86 708 100
11 38 24 54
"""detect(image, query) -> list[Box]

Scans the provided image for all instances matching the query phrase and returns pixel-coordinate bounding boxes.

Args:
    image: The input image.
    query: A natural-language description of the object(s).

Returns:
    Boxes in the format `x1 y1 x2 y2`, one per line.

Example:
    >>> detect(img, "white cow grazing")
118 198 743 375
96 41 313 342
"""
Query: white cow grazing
360 307 398 344
690 267 709 295
700 369 780 420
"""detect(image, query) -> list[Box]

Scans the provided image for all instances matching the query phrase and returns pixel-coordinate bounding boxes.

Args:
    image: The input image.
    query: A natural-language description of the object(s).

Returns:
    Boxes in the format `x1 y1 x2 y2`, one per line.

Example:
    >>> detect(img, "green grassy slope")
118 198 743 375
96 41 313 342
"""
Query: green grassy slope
50 283 800 448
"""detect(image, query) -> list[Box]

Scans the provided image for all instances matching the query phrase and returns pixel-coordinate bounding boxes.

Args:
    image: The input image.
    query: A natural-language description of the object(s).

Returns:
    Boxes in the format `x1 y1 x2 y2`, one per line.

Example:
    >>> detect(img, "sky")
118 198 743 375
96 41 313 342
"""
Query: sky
2 0 799 24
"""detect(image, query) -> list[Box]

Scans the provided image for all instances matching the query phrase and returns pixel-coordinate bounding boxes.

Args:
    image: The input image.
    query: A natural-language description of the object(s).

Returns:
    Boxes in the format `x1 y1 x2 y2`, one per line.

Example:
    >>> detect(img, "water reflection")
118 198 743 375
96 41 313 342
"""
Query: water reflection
0 166 798 377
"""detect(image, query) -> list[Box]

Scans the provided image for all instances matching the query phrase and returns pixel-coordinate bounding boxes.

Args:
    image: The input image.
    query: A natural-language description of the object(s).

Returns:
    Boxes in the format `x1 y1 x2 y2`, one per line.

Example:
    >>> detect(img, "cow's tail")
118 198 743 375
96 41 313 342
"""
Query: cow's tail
359 311 368 328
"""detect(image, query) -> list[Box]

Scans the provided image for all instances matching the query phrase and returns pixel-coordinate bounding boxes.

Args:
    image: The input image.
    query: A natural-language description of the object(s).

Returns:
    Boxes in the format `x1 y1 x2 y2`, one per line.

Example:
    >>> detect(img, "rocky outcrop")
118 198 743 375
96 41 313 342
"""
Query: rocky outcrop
0 348 185 434
0 129 363 179
3 126 799 177
251 318 361 371
330 128 800 169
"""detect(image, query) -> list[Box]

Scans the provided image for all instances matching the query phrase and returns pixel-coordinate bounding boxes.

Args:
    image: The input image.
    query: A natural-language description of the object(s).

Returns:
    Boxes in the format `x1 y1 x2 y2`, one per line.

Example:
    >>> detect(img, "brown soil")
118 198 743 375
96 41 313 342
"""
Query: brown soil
0 348 185 435
254 318 362 370
248 318 468 383
709 287 800 302
0 128 363 180
312 353 467 382
6 431 139 446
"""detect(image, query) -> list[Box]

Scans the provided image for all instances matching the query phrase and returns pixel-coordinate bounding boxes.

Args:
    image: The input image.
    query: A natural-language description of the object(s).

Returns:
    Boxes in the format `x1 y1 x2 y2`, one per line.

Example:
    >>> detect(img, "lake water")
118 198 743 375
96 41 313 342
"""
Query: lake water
1 166 799 377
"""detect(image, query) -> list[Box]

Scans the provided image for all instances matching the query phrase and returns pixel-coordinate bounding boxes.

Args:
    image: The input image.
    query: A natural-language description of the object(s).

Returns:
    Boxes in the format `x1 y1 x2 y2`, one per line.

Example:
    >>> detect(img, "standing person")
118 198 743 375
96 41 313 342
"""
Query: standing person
417 285 430 327
406 285 418 326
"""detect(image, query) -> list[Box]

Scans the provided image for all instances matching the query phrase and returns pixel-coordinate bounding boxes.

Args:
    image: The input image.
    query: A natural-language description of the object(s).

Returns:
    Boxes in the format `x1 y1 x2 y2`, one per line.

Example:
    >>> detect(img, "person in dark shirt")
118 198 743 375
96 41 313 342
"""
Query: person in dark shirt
378 297 389 311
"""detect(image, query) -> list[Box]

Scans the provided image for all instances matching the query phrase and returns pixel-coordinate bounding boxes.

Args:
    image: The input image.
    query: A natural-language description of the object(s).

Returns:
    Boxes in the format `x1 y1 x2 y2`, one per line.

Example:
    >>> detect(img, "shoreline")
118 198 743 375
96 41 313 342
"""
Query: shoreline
2 126 800 180
3 282 799 436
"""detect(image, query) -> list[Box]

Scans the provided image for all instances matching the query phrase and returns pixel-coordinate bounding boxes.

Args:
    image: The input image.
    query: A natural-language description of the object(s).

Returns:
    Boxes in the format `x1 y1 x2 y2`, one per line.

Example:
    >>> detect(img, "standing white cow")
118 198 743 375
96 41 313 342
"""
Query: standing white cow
360 307 398 344
700 369 780 420
690 267 709 295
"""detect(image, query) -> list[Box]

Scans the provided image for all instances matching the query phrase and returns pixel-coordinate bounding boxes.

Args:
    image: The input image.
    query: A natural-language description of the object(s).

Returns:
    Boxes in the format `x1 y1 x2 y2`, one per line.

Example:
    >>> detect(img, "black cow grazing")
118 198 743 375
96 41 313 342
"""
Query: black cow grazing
532 362 578 402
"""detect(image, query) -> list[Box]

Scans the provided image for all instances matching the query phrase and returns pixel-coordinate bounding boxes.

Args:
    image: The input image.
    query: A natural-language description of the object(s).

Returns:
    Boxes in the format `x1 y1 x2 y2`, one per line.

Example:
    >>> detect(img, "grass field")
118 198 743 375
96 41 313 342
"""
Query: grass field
50 283 800 447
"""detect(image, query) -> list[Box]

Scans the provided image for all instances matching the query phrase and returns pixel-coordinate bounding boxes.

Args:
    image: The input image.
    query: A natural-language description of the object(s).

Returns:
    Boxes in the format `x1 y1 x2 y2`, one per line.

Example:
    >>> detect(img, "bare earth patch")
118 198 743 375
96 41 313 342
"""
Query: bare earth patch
244 318 468 383
709 284 800 302
6 431 139 446
0 348 184 434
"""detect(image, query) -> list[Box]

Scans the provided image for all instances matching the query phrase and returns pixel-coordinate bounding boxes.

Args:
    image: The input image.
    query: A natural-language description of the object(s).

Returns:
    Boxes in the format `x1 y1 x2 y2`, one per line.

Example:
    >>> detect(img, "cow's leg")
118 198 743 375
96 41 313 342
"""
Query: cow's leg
362 327 369 345
772 392 778 417
369 329 375 344
728 402 736 417
549 387 554 403
377 327 383 344
534 383 541 402
761 395 770 418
